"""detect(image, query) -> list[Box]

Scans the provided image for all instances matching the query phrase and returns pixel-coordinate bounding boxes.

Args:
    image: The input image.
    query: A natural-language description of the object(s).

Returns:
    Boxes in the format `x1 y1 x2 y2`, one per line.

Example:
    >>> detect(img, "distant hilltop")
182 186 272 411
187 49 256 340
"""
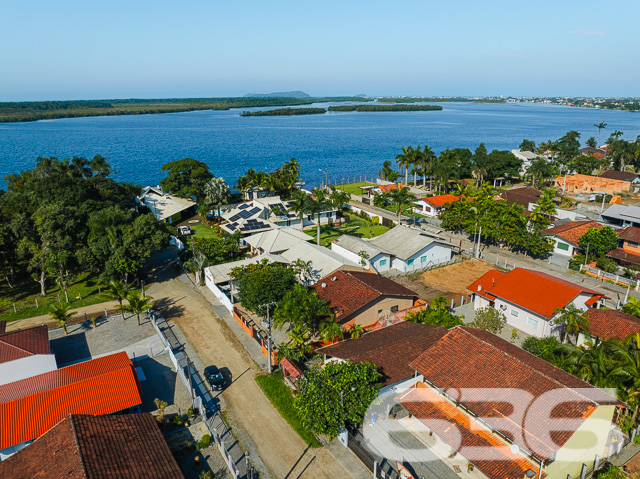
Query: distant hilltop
244 91 311 99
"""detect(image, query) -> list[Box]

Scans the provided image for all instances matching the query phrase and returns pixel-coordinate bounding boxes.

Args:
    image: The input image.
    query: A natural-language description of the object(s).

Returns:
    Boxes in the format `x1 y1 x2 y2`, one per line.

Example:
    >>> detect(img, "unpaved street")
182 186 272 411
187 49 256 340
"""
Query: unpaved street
145 263 357 479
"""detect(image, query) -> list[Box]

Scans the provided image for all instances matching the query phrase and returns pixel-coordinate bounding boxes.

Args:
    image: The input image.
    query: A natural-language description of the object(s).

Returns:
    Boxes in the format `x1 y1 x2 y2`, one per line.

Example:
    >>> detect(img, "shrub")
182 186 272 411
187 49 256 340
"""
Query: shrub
371 216 380 225
596 256 619 273
197 434 212 450
171 414 185 426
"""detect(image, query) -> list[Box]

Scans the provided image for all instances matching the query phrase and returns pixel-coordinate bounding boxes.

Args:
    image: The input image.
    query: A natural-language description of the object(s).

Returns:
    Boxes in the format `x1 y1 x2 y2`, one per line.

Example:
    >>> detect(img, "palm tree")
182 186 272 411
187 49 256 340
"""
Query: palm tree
554 304 589 344
422 146 437 189
537 188 557 217
396 146 415 185
622 296 640 318
586 137 598 148
123 290 154 326
203 177 230 223
308 189 331 245
379 161 395 181
594 122 607 143
50 302 76 335
235 175 252 199
349 324 365 339
103 279 130 320
329 188 350 225
387 186 417 223
291 258 313 284
431 295 448 312
288 190 309 232
320 319 344 343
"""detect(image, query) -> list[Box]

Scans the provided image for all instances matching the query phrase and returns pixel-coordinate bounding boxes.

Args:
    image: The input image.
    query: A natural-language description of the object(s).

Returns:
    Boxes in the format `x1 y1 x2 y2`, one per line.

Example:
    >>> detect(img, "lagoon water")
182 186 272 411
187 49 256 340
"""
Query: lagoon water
1 101 639 189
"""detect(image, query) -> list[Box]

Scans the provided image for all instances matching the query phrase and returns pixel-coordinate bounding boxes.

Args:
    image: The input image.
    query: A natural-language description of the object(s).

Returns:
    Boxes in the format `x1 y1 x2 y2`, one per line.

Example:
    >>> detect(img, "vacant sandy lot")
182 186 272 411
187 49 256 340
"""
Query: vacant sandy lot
393 259 495 302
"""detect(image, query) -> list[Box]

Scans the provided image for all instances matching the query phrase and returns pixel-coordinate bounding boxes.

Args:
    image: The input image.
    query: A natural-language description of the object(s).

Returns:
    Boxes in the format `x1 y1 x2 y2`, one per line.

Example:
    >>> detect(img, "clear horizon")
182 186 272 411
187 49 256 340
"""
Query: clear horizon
2 0 639 102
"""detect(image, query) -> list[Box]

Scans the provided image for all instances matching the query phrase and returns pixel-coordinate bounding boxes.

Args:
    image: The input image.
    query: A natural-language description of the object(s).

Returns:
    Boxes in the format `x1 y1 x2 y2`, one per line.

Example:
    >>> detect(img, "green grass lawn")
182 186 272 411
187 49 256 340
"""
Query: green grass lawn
0 271 111 323
305 221 390 247
190 223 222 239
337 181 376 197
255 371 321 448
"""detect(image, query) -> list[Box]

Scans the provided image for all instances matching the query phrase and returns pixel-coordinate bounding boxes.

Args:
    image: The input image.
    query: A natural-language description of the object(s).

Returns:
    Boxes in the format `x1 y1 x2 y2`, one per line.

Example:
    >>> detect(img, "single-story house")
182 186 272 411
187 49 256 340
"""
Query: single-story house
499 186 542 210
600 169 640 183
0 413 183 478
467 268 605 338
311 270 419 328
244 227 312 255
601 204 640 228
607 225 640 267
400 326 624 479
578 308 640 346
279 240 362 284
331 234 392 273
540 220 603 257
0 352 142 459
412 194 461 217
0 325 57 386
317 321 447 391
555 174 631 195
138 186 196 224
580 147 607 160
368 225 454 273
511 149 540 174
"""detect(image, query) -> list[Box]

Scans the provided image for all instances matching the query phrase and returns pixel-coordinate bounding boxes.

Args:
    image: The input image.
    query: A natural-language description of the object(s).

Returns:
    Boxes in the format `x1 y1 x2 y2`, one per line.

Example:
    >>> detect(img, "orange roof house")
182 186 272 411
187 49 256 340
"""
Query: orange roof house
541 220 604 256
467 268 604 337
412 194 461 216
377 182 404 194
0 352 142 455
0 414 183 479
607 226 640 267
400 327 623 479
555 173 631 194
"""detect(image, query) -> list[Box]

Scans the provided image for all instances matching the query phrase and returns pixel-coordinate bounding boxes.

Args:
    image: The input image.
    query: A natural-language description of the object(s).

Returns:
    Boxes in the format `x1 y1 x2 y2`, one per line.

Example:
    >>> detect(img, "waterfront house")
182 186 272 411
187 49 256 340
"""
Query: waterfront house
138 186 196 224
0 413 183 479
412 194 461 217
0 325 57 386
0 352 142 459
244 227 312 255
601 204 640 228
606 226 640 267
580 147 607 160
311 270 418 328
511 149 540 174
467 268 604 338
399 326 623 479
317 321 447 391
541 220 603 257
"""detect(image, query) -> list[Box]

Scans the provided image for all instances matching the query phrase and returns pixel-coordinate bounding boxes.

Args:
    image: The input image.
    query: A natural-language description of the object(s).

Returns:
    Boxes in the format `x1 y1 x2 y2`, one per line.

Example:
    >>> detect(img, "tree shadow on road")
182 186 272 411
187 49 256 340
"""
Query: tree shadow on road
153 296 186 320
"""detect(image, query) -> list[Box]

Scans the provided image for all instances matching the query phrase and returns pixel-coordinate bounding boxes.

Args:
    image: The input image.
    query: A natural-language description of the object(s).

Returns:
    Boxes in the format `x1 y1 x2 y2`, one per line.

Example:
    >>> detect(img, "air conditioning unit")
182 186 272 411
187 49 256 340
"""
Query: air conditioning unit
499 304 507 311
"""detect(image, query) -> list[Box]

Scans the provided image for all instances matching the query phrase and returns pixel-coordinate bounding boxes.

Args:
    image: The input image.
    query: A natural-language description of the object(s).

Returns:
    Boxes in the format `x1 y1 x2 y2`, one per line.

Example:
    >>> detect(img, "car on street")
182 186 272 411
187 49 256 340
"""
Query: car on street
205 365 226 391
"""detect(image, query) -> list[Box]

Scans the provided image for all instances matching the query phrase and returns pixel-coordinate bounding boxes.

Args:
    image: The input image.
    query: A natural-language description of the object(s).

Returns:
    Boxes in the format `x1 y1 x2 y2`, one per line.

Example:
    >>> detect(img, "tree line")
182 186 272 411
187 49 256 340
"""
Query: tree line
240 108 326 117
328 104 443 112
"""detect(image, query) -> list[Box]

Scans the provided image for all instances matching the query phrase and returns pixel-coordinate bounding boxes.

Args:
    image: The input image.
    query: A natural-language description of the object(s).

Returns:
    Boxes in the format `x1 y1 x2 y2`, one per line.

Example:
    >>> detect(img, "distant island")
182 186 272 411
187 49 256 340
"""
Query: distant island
240 107 326 117
244 91 311 99
328 104 443 112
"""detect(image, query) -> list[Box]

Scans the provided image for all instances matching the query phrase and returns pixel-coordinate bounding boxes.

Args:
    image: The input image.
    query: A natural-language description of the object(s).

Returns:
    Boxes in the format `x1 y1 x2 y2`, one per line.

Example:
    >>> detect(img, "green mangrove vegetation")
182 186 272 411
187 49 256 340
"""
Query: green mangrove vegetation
328 104 443 112
240 108 326 117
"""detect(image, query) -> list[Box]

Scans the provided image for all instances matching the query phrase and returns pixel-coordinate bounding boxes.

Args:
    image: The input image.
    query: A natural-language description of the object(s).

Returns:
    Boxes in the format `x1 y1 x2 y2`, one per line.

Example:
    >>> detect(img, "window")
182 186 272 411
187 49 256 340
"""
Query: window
377 309 383 315
557 242 570 251
629 241 639 248
421 256 427 263
511 309 519 317
526 317 539 330
390 306 399 313
380 259 387 266
407 259 415 266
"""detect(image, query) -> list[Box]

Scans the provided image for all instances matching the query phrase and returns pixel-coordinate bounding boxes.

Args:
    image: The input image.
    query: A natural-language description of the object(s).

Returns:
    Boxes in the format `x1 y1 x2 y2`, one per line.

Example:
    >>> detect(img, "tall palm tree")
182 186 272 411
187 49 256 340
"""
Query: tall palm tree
554 304 589 344
387 186 417 223
379 161 395 181
288 190 310 232
308 189 331 245
422 146 437 190
203 177 230 223
291 258 313 284
329 188 350 225
50 302 76 335
395 146 415 185
123 290 154 326
594 122 607 143
103 279 129 320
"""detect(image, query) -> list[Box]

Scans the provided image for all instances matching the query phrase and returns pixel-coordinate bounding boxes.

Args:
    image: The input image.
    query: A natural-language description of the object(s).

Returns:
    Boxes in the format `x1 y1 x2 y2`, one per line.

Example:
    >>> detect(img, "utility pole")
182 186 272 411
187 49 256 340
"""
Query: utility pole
584 242 590 266
259 301 277 373
476 226 482 258
601 193 607 213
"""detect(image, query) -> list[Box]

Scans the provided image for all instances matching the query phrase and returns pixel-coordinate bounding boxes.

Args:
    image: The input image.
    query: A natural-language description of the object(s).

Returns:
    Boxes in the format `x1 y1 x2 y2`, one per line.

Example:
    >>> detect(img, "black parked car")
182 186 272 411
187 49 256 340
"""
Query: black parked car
205 366 226 391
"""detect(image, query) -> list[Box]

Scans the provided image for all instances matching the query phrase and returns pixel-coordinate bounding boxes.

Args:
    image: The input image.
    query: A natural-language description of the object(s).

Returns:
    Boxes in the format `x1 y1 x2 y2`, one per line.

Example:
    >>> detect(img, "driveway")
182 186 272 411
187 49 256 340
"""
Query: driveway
143 255 361 479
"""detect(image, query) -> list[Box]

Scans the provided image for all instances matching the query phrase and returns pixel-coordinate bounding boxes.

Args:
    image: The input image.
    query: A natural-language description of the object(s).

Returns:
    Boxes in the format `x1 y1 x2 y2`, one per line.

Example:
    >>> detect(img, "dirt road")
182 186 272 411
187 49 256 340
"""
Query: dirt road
145 267 356 479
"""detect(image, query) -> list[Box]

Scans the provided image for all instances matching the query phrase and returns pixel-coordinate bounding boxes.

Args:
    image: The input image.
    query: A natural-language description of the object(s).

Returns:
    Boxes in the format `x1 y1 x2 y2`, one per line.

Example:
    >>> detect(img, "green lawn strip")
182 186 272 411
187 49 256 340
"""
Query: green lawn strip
0 271 111 322
190 223 222 239
255 371 321 448
305 223 390 246
337 181 376 197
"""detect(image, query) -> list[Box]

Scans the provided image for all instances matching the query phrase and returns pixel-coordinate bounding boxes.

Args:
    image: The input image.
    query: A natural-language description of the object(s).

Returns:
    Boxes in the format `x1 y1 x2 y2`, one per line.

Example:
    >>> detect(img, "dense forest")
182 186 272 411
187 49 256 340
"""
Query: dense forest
0 97 367 123
240 108 326 117
328 104 443 112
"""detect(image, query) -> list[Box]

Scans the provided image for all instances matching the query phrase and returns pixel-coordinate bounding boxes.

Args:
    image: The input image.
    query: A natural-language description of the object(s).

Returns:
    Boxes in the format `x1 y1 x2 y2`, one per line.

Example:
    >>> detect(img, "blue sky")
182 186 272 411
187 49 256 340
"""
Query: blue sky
1 0 638 101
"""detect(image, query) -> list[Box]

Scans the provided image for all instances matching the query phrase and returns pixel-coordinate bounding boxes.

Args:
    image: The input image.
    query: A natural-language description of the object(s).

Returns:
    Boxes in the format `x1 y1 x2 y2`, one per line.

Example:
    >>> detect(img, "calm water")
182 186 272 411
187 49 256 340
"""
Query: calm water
1 102 639 189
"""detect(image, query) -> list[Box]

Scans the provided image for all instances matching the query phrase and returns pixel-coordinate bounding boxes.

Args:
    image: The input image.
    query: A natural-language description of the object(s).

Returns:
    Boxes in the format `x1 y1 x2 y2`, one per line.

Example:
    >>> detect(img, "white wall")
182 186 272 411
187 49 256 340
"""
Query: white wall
412 200 436 217
0 440 31 460
392 243 453 273
346 205 387 224
330 244 391 273
548 236 577 257
494 298 553 338
0 354 58 386
204 269 234 313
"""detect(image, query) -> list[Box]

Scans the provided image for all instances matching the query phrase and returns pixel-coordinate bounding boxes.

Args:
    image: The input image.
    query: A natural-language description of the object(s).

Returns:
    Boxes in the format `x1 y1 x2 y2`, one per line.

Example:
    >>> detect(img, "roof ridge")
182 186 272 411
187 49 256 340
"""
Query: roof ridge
69 415 90 479
0 340 34 357
457 327 601 406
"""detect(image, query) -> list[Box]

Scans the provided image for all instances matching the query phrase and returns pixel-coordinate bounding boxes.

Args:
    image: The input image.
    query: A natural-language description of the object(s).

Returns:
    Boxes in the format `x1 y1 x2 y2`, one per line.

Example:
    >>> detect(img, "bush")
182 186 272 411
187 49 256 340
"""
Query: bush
596 256 619 273
568 254 585 271
197 434 212 450
469 307 506 334
371 216 380 225
171 414 185 426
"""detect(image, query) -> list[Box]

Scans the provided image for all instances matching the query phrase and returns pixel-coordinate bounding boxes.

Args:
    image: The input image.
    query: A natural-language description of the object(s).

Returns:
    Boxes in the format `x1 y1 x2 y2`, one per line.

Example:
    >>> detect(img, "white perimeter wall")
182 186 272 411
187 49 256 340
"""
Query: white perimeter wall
204 269 233 313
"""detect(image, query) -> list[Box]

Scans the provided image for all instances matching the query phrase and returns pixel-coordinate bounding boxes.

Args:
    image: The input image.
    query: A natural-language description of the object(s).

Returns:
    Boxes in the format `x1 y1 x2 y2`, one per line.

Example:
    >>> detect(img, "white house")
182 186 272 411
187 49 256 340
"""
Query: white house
540 220 604 257
137 186 196 224
331 235 392 273
412 194 461 217
467 268 605 338
0 326 57 386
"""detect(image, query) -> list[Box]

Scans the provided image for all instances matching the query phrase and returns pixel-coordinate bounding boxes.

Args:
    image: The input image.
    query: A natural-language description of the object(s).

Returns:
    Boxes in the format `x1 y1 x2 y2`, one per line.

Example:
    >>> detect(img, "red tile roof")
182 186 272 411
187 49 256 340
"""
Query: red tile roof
467 268 603 318
311 270 418 324
0 352 142 450
409 326 622 461
422 194 461 208
317 322 447 386
0 414 183 479
541 220 603 247
601 170 639 182
500 187 542 208
607 248 640 266
378 183 404 193
280 357 304 380
618 226 640 243
0 325 50 364
585 309 640 340
399 385 545 479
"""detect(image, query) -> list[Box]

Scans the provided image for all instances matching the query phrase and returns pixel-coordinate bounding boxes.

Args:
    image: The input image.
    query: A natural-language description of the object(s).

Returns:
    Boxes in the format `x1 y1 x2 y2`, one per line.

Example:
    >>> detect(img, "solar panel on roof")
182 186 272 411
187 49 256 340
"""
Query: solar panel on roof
238 204 249 210
229 214 241 222
247 207 261 216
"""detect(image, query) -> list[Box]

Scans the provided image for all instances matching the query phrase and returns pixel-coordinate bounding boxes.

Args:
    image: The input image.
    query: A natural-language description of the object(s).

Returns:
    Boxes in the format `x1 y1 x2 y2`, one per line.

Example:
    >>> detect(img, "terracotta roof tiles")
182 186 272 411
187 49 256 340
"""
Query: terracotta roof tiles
601 170 639 182
607 248 640 266
0 325 50 364
618 226 640 243
541 220 603 247
423 194 461 208
585 309 640 340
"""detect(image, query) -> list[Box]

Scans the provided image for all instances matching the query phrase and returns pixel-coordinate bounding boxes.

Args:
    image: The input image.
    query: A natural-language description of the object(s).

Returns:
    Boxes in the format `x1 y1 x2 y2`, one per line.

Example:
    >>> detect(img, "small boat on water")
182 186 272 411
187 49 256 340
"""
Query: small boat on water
396 461 415 479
